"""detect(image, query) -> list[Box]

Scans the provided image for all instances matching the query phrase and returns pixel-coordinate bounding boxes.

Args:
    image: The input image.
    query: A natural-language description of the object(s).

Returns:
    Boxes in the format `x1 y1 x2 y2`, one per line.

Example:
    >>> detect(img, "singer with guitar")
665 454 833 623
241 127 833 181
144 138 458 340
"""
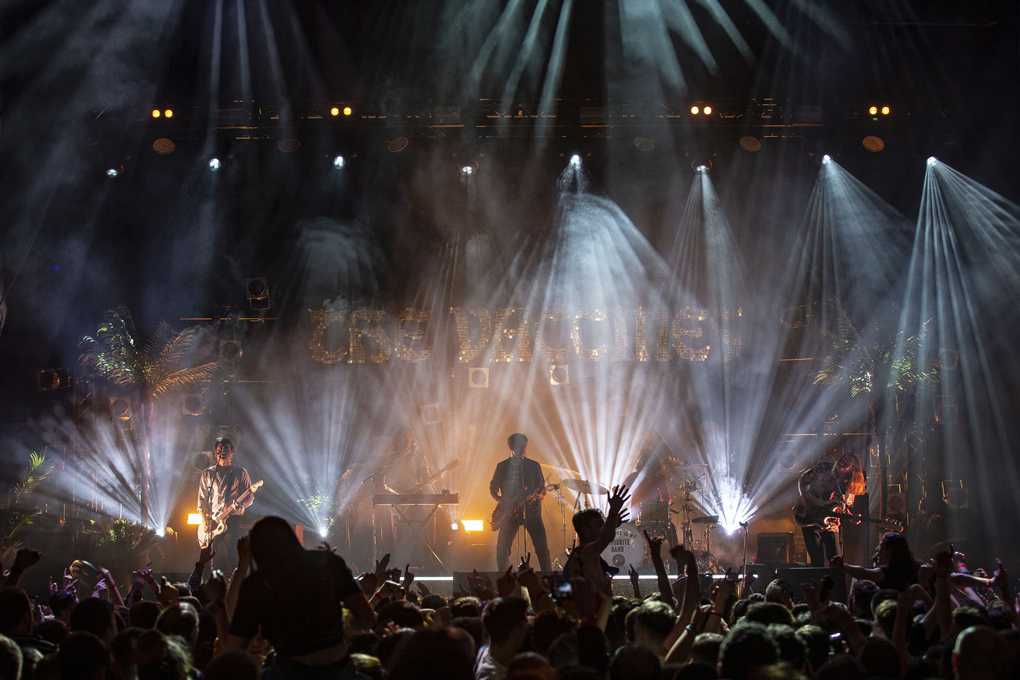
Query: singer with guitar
198 437 261 573
490 433 552 573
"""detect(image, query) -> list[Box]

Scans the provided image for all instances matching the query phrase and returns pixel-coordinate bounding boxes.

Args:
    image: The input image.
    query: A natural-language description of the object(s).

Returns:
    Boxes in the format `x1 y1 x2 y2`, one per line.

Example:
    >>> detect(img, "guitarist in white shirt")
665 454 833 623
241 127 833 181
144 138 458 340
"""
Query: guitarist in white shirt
489 433 551 573
198 437 256 572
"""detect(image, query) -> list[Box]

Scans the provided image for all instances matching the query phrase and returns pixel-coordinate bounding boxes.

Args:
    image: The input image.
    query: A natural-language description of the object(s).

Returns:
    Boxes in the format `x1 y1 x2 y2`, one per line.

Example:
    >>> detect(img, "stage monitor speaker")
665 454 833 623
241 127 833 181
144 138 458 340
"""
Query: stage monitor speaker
776 566 847 603
756 532 793 564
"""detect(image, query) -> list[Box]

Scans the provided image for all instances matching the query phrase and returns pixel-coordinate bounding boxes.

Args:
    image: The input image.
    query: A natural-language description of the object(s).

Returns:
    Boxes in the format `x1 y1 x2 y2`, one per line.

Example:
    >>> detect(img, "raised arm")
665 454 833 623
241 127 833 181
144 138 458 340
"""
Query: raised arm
830 555 882 581
643 530 675 608
592 485 631 555
670 544 701 624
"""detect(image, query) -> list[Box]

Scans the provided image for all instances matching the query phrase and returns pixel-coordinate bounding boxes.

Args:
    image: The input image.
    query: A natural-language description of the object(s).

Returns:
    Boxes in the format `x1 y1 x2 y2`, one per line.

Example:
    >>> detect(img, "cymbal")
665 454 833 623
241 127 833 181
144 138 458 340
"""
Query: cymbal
561 478 609 495
691 515 720 525
540 461 581 476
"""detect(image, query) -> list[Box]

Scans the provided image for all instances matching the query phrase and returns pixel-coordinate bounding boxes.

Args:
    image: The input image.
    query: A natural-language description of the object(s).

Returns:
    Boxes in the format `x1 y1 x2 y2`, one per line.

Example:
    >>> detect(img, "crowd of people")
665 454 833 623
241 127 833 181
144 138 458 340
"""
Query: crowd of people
0 488 1017 680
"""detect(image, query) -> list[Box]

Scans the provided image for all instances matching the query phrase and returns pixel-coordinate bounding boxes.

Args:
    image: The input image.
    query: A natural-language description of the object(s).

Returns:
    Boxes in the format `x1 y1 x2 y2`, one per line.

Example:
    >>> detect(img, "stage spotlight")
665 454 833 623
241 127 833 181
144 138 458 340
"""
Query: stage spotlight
342 106 352 117
569 154 581 169
927 156 938 167
333 155 345 170
468 367 489 389
37 368 69 392
318 525 328 537
549 364 569 386
110 398 131 422
461 165 473 176
155 527 167 538
689 105 700 115
632 137 656 152
880 105 891 116
862 136 885 153
164 108 173 119
151 109 161 119
386 137 409 153
450 522 460 531
219 339 242 361
738 136 762 153
246 277 270 310
822 154 831 164
330 106 340 117
208 157 221 171
696 164 708 173
152 138 176 155
182 394 204 417
868 105 878 116
461 519 485 532
703 105 713 115
186 512 202 526
106 168 119 178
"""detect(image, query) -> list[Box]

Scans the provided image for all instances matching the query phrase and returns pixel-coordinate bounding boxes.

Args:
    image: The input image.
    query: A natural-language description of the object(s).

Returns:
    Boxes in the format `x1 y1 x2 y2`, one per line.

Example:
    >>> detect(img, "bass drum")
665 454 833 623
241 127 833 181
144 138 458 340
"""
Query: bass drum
601 521 645 572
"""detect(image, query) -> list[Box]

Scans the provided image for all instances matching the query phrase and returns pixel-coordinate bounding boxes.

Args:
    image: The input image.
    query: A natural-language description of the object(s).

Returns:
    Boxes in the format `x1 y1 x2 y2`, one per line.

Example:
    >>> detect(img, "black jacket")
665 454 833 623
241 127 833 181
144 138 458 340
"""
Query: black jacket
490 456 545 505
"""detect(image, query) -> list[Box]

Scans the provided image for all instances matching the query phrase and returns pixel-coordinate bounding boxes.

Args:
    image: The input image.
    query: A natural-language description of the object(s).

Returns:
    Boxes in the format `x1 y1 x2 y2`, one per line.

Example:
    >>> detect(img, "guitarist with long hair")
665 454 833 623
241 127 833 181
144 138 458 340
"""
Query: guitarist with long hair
490 433 551 573
198 437 258 572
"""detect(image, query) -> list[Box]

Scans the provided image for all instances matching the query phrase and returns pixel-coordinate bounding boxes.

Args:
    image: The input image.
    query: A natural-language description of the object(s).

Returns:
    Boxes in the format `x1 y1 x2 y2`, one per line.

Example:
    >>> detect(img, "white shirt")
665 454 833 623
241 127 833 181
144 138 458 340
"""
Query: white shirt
474 644 506 680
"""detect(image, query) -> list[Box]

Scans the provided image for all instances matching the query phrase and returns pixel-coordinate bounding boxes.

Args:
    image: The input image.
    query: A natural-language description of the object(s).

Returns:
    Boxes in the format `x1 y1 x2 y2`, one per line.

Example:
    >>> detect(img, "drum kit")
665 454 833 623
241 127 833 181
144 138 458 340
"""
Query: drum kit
545 459 724 573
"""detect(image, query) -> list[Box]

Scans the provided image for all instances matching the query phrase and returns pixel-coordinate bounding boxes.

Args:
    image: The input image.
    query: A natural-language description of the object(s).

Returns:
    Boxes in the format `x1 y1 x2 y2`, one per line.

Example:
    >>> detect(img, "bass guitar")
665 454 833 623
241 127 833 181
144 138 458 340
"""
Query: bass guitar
491 486 546 531
198 480 264 549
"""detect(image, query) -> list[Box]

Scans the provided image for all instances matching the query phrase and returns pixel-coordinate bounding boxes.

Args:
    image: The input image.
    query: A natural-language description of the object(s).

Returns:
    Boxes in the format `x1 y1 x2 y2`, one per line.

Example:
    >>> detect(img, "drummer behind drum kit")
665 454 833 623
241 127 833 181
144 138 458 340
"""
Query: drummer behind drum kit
546 460 724 573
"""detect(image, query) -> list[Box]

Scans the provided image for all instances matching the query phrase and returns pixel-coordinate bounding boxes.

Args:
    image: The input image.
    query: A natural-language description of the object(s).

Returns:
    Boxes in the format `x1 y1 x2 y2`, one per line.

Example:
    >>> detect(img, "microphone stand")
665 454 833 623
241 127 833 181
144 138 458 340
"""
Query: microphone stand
740 521 749 596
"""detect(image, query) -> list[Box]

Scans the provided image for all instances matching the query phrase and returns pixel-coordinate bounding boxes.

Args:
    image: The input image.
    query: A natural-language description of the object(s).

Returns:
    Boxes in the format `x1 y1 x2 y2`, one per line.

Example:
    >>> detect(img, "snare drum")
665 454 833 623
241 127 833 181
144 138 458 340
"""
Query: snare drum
601 521 645 572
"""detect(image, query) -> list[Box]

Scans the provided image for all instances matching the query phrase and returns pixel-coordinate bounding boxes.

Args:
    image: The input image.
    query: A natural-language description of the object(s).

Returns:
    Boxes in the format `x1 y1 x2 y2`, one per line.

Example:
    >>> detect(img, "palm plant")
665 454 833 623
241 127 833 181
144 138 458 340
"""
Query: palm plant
2 450 53 544
78 307 217 525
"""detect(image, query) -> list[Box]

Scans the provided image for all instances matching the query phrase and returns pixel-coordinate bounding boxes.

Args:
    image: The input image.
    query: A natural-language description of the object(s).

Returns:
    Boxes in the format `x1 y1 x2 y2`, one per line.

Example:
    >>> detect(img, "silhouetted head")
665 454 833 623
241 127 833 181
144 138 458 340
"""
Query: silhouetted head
249 516 303 574
508 433 528 456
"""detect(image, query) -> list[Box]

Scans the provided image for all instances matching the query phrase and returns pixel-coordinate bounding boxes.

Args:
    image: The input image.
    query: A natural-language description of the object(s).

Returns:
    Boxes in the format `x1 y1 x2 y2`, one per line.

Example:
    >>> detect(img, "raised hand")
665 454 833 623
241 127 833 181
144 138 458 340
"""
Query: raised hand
237 536 251 566
416 581 432 597
358 572 380 596
374 553 391 581
519 553 532 571
643 530 665 563
497 565 517 598
670 542 693 565
607 485 631 515
12 548 41 571
402 564 415 594
933 548 953 578
198 545 216 566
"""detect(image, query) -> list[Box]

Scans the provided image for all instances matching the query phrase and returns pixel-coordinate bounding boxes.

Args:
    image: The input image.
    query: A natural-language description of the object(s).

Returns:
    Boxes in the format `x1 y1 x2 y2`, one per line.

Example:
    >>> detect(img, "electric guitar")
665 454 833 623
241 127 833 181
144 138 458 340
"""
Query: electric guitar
198 480 264 549
491 486 546 531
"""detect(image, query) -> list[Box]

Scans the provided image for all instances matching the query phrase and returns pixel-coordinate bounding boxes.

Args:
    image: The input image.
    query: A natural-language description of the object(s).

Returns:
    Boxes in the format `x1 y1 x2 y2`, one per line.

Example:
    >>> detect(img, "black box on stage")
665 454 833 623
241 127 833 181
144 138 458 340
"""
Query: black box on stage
756 532 793 564
775 566 847 604
450 539 495 573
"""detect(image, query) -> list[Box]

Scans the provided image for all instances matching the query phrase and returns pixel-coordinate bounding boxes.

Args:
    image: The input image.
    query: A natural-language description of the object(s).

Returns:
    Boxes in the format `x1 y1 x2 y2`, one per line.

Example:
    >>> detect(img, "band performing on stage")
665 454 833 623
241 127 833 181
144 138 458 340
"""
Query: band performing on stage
191 428 911 574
